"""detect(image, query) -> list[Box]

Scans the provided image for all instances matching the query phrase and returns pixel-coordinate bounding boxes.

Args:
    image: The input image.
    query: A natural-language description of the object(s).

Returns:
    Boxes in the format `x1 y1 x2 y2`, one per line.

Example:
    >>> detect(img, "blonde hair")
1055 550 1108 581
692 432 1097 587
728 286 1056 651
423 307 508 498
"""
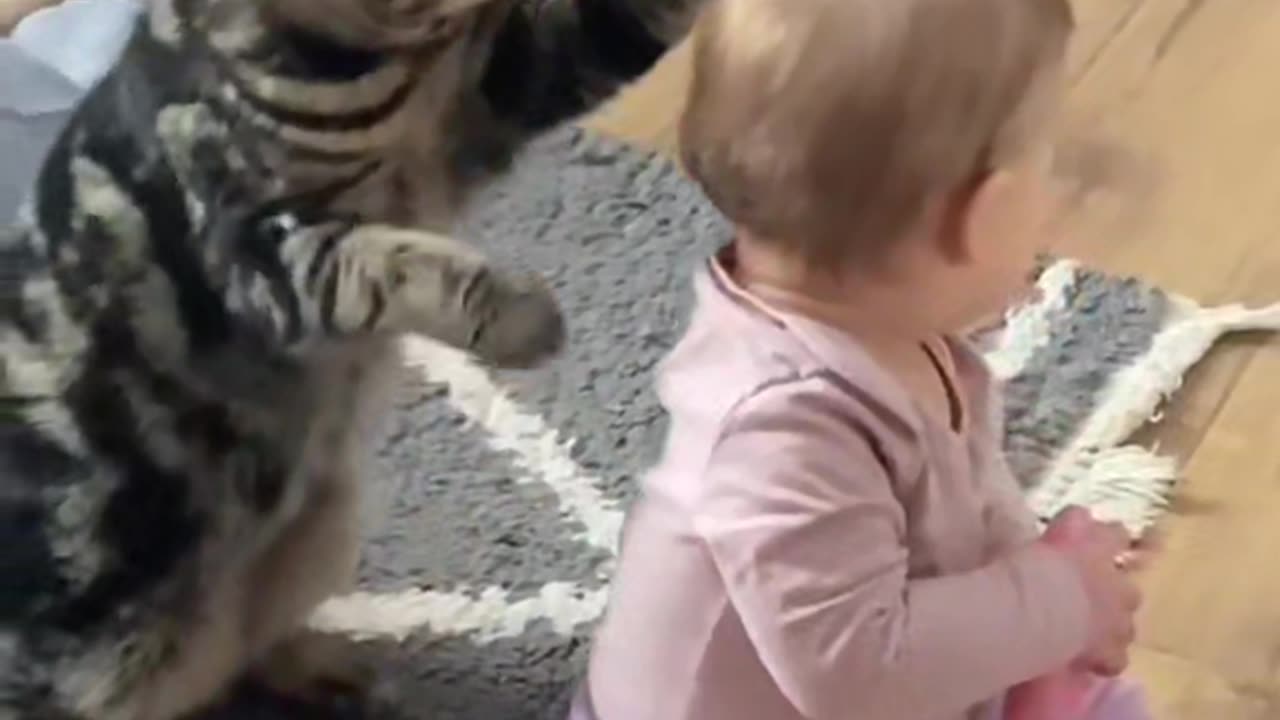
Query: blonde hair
680 0 1073 263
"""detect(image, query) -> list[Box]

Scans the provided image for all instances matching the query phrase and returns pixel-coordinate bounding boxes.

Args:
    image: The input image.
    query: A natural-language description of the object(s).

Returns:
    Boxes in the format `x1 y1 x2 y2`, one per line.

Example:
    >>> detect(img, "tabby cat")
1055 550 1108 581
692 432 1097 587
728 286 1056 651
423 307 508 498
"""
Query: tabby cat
0 0 704 717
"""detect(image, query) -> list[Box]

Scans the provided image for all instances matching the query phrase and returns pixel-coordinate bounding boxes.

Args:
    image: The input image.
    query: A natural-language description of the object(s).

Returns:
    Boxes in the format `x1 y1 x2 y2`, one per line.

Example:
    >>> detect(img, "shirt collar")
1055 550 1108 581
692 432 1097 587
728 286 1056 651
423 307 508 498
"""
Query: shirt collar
701 246 927 432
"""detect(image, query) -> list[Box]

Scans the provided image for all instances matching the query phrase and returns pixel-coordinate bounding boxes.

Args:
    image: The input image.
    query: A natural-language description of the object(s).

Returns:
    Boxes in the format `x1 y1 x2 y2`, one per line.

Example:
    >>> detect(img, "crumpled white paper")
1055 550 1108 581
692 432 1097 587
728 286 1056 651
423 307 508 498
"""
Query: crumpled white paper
0 0 141 223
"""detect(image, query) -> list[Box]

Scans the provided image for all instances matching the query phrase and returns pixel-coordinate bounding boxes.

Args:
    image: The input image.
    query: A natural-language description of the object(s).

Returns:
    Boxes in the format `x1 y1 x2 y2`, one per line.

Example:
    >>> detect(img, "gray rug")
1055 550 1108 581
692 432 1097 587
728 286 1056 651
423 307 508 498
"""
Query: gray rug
204 127 1280 720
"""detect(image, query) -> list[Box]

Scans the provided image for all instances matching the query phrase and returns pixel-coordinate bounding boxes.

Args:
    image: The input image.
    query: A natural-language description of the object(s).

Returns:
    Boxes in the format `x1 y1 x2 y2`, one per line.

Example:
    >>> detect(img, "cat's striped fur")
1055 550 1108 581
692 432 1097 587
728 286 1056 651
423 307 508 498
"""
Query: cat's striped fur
0 0 705 717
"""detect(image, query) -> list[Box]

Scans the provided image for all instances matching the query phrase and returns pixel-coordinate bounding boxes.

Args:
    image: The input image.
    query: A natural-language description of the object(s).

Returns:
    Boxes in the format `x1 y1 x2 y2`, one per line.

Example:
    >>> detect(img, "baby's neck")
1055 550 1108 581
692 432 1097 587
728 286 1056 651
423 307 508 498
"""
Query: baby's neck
731 239 965 427
730 237 939 353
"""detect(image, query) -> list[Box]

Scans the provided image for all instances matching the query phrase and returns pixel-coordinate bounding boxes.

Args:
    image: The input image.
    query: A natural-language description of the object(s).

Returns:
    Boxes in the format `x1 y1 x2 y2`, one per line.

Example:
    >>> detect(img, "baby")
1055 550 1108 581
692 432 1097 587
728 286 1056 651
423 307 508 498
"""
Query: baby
571 0 1152 718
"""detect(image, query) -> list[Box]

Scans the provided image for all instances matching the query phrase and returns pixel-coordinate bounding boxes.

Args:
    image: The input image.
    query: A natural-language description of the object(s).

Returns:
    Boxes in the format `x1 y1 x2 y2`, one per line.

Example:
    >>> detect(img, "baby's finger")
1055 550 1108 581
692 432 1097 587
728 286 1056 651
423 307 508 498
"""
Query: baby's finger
1118 617 1137 645
1115 548 1156 574
1112 573 1142 611
1044 506 1095 540
1092 521 1131 554
1106 648 1131 676
1085 645 1130 677
1131 527 1164 556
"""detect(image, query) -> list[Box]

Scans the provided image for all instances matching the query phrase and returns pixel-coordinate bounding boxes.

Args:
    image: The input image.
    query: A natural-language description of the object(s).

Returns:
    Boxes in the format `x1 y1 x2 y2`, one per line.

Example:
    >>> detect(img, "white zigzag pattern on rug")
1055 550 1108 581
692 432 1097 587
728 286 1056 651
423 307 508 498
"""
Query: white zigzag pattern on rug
988 260 1280 530
313 337 622 644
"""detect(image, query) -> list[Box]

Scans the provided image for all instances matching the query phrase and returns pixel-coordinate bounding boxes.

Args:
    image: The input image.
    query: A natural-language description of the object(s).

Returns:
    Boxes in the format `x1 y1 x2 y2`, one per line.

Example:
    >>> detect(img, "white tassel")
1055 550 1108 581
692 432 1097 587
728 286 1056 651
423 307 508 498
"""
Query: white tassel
1028 296 1280 533
1067 296 1280 452
1029 446 1179 536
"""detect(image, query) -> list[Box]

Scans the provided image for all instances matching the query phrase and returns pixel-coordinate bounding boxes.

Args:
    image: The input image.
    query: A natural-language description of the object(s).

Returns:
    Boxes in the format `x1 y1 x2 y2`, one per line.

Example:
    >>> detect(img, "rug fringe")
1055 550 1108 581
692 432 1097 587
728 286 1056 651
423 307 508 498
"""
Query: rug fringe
1076 296 1280 448
1027 297 1280 533
1186 297 1280 332
1028 445 1178 535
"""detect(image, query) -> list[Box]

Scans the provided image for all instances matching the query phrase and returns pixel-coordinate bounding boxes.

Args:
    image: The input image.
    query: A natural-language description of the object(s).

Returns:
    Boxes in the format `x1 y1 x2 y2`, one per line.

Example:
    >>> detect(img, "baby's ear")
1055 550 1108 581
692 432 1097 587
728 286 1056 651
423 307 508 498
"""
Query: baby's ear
938 168 1018 266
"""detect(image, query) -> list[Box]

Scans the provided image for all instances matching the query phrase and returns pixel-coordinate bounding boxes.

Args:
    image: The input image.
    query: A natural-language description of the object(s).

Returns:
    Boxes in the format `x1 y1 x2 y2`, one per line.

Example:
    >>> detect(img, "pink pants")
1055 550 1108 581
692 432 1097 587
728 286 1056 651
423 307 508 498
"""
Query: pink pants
997 678 1152 720
567 680 1151 719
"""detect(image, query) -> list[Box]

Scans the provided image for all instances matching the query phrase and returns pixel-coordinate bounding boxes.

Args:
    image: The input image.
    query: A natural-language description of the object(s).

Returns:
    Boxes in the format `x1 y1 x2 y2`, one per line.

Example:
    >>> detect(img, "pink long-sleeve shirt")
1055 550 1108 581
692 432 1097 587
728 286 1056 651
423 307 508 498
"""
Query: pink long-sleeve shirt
579 251 1092 720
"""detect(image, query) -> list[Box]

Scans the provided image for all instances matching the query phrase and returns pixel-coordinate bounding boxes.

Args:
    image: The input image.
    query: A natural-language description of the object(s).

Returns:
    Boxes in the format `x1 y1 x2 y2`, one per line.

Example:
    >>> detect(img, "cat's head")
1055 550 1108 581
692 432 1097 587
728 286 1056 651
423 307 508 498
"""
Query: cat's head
261 0 501 48
164 0 503 50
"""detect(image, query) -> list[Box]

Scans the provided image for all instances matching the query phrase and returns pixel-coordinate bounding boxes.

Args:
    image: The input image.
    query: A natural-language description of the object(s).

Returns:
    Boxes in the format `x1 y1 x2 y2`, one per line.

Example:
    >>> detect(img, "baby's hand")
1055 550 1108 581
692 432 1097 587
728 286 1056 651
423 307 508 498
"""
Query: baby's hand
1041 507 1142 677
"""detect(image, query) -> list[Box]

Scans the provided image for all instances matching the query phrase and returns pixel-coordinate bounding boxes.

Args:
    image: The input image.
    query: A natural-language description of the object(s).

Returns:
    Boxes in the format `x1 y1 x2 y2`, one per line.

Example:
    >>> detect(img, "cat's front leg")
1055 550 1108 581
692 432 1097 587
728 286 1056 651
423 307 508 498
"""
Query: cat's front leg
227 216 565 368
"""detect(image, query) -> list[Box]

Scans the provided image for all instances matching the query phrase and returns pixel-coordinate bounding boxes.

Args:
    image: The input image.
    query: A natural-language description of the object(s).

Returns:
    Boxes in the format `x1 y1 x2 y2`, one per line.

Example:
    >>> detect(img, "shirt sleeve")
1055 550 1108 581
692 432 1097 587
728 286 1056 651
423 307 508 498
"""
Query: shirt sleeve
693 375 1092 720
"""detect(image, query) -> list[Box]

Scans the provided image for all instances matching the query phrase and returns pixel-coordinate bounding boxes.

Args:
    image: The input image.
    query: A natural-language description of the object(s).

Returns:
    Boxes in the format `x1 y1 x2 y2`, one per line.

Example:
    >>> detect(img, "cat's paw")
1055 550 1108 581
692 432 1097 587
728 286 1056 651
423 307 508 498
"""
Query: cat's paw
377 229 566 365
464 268 566 369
